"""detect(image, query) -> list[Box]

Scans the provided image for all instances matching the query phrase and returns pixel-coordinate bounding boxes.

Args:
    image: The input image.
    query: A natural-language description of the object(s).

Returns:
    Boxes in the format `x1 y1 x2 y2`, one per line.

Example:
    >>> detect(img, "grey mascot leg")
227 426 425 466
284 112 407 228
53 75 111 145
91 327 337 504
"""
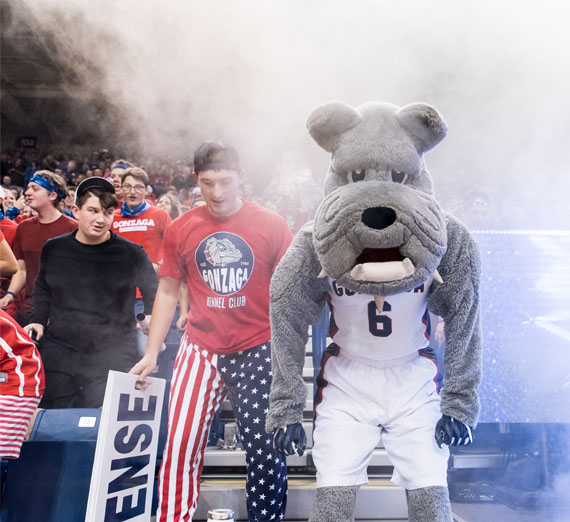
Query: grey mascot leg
308 485 359 522
406 486 452 522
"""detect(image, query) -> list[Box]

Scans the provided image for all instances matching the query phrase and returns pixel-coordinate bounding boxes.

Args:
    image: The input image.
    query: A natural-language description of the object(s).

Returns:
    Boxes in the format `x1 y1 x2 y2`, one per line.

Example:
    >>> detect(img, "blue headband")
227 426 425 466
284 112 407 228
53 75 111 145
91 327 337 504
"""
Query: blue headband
30 175 67 201
112 162 131 170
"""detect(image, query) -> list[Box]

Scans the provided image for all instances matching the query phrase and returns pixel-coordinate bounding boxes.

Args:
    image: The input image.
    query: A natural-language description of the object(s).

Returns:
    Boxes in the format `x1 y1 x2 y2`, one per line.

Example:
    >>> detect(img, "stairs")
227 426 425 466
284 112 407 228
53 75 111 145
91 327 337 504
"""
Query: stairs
194 477 407 521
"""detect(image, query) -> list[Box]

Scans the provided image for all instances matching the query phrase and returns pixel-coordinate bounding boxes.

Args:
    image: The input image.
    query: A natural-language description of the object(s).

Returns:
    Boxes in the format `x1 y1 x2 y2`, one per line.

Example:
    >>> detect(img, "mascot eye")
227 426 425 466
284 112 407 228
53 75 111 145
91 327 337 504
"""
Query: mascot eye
391 170 408 184
348 169 366 183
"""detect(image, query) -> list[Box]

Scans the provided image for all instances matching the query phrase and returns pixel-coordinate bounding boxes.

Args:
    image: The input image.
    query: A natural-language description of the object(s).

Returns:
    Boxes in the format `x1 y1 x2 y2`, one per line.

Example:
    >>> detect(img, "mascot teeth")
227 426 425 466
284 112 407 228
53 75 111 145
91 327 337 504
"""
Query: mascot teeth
350 257 415 282
374 295 384 312
433 269 444 284
317 268 328 278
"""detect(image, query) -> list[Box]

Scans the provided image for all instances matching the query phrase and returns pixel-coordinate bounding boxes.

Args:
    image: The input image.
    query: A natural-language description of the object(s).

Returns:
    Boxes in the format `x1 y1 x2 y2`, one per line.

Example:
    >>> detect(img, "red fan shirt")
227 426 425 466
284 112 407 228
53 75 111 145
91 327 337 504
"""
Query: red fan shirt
160 200 292 354
112 205 171 264
11 214 78 314
0 309 45 397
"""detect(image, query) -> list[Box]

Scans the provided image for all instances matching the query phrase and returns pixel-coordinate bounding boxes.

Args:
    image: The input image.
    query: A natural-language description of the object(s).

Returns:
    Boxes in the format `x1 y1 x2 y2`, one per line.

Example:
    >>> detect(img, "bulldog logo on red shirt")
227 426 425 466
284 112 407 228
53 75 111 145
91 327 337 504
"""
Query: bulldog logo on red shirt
196 232 254 296
204 237 242 267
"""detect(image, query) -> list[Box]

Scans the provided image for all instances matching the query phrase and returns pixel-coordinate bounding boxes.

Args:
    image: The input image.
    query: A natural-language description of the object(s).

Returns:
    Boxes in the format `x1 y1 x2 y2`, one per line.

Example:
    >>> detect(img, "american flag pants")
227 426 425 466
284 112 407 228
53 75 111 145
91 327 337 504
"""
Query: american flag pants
157 335 287 521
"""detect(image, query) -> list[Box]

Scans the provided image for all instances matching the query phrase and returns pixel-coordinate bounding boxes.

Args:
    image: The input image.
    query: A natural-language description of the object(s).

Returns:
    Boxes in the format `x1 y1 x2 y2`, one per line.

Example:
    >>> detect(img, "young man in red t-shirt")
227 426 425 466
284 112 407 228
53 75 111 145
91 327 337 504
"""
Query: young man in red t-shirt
0 171 77 324
112 167 171 272
112 167 171 353
130 141 293 522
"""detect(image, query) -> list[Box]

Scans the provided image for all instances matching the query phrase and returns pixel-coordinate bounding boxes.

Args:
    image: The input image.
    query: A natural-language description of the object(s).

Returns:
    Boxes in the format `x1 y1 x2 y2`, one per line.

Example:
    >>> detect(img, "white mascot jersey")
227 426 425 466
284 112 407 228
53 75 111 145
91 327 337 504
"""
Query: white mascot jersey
328 275 434 361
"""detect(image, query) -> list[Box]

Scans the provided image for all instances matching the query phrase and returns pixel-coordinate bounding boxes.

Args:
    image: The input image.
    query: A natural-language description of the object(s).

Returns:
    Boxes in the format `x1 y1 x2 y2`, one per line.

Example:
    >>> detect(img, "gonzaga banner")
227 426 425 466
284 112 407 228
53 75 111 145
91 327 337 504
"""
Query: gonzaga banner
85 371 166 522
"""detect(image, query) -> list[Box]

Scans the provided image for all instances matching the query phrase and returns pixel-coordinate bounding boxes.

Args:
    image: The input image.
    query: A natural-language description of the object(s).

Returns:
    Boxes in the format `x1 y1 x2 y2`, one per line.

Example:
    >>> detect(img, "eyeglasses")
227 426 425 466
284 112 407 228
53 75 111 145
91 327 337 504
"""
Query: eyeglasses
122 184 146 193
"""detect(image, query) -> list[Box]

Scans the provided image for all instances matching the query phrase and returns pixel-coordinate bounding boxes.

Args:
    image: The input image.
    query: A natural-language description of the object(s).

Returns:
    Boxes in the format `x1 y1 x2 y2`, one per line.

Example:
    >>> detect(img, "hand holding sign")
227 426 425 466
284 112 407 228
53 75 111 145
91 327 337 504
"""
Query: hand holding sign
129 353 158 390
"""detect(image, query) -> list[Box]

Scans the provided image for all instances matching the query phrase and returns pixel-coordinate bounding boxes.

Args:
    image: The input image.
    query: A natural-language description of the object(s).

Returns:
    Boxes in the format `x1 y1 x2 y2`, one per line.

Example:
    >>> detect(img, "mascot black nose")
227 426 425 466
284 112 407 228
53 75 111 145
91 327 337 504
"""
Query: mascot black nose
361 206 397 230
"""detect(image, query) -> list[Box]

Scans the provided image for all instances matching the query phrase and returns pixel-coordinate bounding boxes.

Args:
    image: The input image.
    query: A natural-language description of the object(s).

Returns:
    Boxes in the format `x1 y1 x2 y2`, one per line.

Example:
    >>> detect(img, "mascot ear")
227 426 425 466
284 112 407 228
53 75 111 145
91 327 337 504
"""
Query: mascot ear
306 101 362 153
396 103 448 153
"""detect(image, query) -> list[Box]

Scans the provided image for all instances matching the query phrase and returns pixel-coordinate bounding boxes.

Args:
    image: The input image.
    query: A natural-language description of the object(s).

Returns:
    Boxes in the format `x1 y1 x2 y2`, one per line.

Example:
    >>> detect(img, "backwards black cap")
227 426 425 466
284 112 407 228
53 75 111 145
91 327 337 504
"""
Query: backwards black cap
193 141 241 173
74 176 115 204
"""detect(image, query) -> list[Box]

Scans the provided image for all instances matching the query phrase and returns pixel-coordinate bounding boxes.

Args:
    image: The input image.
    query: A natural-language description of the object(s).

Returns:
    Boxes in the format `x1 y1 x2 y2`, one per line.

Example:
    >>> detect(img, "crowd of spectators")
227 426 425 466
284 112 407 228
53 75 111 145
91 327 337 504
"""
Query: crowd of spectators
0 146 318 230
1 148 196 217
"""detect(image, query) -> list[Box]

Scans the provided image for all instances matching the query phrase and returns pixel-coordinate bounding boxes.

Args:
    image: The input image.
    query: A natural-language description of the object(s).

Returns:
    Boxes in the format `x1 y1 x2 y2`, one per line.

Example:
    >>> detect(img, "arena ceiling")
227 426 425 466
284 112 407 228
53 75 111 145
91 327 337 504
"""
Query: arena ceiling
1 0 72 122
0 0 122 150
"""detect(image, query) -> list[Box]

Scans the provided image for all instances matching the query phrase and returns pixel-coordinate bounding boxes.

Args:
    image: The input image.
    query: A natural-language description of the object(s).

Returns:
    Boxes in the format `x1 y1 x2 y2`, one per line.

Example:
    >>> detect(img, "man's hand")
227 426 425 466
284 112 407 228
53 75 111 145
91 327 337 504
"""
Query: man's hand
435 415 473 447
129 353 158 390
175 315 187 330
273 422 307 456
0 293 14 310
15 194 26 211
23 323 44 342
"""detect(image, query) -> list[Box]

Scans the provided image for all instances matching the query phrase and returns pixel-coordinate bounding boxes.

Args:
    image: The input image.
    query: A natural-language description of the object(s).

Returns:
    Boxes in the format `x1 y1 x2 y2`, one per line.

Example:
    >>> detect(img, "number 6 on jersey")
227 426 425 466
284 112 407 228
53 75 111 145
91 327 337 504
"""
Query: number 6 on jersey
367 300 392 337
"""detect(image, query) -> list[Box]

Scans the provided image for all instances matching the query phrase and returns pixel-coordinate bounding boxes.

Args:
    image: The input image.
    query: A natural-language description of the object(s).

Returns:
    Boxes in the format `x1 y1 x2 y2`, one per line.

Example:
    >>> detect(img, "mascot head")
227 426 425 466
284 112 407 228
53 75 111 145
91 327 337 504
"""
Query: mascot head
308 101 448 298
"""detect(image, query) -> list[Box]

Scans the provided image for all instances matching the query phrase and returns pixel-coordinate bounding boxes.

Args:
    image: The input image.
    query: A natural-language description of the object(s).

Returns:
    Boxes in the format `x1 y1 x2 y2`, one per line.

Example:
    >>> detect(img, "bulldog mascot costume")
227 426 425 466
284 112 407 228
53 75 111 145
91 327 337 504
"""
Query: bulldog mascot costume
266 101 482 522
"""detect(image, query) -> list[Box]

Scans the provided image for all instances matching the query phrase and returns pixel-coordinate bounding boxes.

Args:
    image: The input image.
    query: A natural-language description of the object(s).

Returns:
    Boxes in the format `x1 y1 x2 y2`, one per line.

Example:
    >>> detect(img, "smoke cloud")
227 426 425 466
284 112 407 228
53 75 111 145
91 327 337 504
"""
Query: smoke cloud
3 0 570 514
5 0 570 216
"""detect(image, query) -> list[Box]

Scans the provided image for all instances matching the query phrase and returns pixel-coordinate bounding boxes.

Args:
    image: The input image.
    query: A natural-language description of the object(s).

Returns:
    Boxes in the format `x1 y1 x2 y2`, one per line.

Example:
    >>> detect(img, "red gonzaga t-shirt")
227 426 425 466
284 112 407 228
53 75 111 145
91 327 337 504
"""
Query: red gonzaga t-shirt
160 200 292 354
112 205 171 264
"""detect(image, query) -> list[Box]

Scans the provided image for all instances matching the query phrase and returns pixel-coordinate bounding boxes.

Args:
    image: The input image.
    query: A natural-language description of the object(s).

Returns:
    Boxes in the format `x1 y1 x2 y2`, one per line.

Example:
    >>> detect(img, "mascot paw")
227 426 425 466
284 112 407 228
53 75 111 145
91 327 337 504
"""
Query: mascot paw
273 422 306 456
435 415 473 447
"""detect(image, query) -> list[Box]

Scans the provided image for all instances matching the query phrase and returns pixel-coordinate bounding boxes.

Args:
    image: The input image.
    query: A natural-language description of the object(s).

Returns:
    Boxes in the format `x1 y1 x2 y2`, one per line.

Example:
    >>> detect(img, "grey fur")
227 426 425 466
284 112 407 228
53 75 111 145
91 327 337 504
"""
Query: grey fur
312 101 446 196
396 103 448 153
309 486 359 522
307 101 362 153
406 487 452 522
266 227 329 431
266 100 482 520
313 181 447 297
428 214 482 426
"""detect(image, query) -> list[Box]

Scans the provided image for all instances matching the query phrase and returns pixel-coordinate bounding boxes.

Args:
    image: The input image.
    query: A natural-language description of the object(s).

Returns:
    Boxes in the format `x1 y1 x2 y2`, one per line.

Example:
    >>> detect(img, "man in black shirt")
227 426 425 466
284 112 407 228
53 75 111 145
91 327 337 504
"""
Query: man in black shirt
24 177 158 408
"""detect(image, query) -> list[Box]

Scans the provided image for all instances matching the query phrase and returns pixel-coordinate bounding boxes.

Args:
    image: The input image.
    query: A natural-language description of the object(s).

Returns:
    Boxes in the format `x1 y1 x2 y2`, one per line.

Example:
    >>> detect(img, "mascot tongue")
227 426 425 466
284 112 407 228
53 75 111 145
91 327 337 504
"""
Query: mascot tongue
351 247 415 282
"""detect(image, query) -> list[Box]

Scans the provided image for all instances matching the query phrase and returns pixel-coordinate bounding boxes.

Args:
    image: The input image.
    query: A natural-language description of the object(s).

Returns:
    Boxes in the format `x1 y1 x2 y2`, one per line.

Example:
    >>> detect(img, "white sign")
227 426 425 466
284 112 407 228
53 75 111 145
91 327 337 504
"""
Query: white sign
85 371 166 522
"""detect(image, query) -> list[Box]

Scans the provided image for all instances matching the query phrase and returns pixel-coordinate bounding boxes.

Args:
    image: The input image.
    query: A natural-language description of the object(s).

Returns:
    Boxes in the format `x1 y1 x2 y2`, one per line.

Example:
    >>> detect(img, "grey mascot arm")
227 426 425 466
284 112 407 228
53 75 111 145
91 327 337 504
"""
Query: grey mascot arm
266 226 330 433
428 214 483 428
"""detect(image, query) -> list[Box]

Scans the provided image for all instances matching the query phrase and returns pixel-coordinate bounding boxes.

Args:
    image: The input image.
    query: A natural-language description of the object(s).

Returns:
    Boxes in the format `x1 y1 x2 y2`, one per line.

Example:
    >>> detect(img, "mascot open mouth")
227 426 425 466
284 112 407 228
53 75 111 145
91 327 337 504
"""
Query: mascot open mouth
346 247 443 312
351 247 415 283
355 247 403 264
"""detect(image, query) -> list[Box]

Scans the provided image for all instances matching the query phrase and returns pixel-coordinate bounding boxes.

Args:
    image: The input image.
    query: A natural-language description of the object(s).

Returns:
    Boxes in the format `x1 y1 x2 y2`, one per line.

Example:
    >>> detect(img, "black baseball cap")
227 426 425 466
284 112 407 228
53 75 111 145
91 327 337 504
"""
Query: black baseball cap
193 141 241 173
74 176 115 203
